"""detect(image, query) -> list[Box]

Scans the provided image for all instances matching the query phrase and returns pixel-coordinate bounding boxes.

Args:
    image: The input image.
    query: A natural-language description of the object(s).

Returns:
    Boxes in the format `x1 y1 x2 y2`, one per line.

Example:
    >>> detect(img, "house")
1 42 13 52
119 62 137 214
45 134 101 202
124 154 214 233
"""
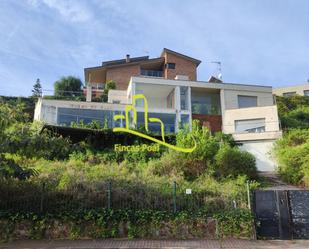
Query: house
273 82 309 96
83 48 200 98
34 48 282 172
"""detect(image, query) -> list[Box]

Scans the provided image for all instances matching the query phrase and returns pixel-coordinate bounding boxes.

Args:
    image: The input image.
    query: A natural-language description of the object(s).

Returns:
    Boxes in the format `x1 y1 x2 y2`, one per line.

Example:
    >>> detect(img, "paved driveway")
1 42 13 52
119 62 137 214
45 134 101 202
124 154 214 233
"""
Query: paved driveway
1 239 309 249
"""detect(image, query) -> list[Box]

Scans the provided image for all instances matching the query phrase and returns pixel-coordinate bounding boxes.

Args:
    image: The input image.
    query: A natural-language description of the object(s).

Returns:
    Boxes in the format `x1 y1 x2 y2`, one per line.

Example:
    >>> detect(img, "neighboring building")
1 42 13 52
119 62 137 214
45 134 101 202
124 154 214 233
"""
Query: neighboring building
34 49 282 172
83 48 200 97
273 83 309 96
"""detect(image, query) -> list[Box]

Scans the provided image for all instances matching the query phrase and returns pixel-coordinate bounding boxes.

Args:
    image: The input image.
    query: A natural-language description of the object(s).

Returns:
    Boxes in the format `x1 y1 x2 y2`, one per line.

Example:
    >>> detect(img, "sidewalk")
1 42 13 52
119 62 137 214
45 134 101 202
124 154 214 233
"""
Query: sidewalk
1 239 309 249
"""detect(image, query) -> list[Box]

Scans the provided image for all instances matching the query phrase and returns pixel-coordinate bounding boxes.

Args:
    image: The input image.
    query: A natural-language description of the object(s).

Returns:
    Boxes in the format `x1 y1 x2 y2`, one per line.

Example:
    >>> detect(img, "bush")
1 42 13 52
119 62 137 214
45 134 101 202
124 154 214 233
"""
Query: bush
149 121 257 181
214 208 253 238
1 122 81 160
280 107 309 129
0 155 36 180
274 129 309 186
215 144 257 179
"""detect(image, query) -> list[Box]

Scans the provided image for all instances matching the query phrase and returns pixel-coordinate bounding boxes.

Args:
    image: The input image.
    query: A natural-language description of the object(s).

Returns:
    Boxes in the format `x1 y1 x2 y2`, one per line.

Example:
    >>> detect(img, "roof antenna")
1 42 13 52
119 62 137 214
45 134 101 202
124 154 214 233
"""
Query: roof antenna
211 61 222 80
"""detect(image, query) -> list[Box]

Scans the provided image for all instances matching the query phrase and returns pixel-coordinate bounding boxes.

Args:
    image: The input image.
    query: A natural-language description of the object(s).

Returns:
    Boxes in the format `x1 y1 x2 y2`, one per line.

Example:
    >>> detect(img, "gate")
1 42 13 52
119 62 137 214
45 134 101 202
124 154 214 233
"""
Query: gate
253 190 309 239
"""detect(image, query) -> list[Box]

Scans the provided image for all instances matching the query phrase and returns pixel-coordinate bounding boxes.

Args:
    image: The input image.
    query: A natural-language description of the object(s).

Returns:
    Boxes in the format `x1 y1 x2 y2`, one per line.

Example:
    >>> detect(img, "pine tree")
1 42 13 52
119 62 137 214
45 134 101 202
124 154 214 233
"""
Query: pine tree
32 78 42 97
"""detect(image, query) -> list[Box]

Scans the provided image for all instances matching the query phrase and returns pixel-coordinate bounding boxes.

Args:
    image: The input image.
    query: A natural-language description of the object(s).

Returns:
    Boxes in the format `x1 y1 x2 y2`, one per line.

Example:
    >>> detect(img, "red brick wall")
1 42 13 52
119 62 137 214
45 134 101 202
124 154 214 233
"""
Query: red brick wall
163 52 197 81
88 69 106 84
192 114 222 132
106 64 140 90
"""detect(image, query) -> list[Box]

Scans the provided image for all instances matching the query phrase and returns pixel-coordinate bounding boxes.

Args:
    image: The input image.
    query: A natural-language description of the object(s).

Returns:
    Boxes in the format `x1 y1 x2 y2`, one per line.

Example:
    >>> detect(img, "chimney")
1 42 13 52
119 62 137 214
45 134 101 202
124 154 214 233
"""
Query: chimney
126 54 130 63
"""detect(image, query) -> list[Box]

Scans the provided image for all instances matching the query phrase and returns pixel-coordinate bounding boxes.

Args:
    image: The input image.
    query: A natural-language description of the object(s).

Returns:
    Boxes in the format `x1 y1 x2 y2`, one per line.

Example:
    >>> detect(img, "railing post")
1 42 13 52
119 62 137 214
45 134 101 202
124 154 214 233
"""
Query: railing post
107 181 112 209
246 180 251 210
40 182 46 213
173 181 177 213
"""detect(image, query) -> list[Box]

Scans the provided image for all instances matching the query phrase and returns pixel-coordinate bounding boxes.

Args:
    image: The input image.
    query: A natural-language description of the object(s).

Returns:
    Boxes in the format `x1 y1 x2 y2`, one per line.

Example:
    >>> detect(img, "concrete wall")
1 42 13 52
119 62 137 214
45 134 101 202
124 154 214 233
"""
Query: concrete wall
108 90 129 104
273 83 309 96
223 89 274 110
223 105 281 141
239 140 277 172
134 83 176 109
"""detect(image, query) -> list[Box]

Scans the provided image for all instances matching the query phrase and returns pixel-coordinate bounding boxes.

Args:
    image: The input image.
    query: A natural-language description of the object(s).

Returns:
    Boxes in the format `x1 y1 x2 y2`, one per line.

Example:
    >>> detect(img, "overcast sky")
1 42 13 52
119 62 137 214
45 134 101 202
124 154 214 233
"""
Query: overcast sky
0 0 308 96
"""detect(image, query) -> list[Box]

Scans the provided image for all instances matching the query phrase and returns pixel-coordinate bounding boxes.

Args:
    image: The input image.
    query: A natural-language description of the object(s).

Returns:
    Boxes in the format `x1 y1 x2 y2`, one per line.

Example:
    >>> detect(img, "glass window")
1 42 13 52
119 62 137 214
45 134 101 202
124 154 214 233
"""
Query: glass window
191 92 221 115
57 108 113 127
136 112 175 133
180 86 188 110
235 118 265 133
304 90 309 96
135 90 144 107
238 95 257 108
282 92 296 97
167 89 175 108
113 111 123 128
180 114 190 129
165 63 176 69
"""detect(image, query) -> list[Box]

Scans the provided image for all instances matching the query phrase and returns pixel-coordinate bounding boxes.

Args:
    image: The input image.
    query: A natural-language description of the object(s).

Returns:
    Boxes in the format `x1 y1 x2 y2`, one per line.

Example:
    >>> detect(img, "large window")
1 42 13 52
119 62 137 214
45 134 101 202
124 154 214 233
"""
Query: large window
238 95 257 108
235 118 265 133
57 108 113 127
191 92 221 115
304 90 309 96
140 69 163 77
180 86 189 110
283 92 296 97
136 112 176 133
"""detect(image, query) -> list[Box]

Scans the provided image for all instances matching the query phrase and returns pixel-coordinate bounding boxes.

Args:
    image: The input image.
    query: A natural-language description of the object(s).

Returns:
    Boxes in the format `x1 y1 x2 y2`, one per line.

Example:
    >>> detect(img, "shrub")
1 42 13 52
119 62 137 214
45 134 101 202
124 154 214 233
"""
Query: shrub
214 208 253 238
280 107 309 129
0 155 36 180
1 122 81 160
214 144 257 179
274 129 309 185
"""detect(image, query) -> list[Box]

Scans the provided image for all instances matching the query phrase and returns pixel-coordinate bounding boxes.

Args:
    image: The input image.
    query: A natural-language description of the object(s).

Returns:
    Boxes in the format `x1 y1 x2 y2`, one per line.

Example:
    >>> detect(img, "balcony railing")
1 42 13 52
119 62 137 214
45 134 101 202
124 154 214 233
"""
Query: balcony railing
141 69 163 77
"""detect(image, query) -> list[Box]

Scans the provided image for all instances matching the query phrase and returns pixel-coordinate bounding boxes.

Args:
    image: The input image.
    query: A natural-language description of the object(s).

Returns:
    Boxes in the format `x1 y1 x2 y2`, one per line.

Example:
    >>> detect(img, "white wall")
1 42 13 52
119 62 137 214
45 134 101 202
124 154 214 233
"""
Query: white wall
224 89 274 110
34 99 126 125
108 90 128 104
273 83 309 96
223 105 281 141
239 140 277 172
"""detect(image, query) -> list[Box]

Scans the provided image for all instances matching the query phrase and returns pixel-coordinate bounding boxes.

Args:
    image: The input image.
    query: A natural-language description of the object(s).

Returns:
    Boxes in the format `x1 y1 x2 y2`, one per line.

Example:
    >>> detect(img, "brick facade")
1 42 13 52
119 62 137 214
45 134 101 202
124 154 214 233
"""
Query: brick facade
163 52 197 81
85 49 200 90
106 64 140 90
192 114 222 132
88 69 105 84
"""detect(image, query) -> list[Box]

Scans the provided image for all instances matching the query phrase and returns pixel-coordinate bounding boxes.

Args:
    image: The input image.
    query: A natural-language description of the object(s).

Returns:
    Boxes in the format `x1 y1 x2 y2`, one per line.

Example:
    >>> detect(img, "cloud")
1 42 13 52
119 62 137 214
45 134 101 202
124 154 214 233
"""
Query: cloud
28 0 92 23
1 0 309 96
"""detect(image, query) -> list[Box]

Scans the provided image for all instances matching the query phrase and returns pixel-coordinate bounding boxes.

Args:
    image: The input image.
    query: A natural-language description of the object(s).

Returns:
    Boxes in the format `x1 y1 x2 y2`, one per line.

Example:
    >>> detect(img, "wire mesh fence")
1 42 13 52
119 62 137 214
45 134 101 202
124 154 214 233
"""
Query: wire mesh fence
0 180 247 214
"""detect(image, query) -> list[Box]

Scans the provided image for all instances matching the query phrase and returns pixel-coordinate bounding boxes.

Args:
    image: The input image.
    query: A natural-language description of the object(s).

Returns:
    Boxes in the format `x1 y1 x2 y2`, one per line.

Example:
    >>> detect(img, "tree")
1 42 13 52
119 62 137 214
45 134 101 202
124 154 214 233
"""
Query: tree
32 78 42 97
54 76 83 97
105 80 116 91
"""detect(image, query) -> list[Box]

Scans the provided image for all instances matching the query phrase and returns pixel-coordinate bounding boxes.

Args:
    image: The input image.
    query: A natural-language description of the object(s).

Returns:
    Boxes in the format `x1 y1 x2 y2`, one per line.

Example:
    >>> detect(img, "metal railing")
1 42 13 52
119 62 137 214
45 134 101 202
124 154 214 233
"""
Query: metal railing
141 69 163 77
0 180 247 214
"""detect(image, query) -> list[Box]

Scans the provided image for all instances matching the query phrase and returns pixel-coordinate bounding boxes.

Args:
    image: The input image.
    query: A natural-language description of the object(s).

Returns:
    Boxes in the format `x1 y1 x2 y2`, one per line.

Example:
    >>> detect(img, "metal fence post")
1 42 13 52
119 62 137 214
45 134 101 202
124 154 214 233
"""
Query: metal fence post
246 180 251 210
40 182 46 213
107 181 112 209
173 181 177 213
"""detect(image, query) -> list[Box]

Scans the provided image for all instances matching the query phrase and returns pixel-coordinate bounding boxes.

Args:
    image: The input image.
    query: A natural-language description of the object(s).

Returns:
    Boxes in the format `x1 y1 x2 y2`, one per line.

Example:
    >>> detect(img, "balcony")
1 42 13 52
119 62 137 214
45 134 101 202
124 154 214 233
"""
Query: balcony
141 69 163 77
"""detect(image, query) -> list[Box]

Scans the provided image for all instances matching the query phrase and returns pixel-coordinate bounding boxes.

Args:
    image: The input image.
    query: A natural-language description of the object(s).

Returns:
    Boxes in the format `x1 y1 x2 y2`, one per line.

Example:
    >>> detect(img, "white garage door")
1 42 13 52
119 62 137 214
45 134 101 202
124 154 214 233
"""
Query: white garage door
239 140 277 172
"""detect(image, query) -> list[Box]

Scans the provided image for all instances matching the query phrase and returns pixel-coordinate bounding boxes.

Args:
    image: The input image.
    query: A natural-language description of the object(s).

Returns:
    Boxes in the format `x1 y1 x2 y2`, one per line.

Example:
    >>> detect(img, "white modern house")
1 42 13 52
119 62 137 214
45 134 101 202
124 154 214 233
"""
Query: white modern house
34 49 282 172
